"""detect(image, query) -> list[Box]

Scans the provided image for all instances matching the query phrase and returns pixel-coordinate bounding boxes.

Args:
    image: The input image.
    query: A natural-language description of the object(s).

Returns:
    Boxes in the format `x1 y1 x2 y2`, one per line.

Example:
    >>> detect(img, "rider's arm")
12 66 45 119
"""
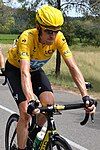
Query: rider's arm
56 32 96 113
18 31 36 101
64 56 88 97
0 47 5 69
56 32 87 97
20 59 36 101
63 55 96 114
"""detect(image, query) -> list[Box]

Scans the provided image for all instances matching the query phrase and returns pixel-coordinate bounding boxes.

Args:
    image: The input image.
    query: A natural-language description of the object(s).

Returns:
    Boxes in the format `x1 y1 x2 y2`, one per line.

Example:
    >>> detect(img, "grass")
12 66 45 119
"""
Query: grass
44 45 100 100
71 44 100 52
71 51 100 99
0 34 100 100
0 34 18 44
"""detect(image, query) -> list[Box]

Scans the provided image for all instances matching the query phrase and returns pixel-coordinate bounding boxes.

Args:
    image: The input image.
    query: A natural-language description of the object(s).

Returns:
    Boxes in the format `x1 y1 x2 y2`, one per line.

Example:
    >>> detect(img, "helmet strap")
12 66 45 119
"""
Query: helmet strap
36 23 42 42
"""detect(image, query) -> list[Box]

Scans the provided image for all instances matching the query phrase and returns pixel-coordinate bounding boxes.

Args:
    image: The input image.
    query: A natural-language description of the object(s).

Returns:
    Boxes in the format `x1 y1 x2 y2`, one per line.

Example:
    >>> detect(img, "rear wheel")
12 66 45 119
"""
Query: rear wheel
46 135 72 150
5 114 19 150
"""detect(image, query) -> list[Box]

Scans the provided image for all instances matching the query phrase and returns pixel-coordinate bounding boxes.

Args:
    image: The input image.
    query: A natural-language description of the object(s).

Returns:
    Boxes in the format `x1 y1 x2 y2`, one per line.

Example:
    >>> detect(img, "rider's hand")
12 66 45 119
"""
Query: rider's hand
82 96 97 114
27 100 40 115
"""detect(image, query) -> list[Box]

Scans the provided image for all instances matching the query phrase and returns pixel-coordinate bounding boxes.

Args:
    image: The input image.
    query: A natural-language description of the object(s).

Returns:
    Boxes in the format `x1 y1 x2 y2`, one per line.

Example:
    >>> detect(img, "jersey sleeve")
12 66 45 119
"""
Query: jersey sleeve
18 31 33 61
55 32 73 60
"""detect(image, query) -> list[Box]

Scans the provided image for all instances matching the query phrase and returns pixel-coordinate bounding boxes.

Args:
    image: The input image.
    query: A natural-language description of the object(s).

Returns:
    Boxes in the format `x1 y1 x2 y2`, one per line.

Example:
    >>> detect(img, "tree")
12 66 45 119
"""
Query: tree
11 8 36 34
61 0 100 16
0 1 15 33
74 17 100 47
89 0 100 16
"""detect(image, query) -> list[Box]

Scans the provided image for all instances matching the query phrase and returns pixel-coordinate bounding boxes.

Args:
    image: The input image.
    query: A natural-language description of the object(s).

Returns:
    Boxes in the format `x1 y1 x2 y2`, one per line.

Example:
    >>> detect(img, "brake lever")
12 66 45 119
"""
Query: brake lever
80 113 89 125
80 100 97 125
80 113 95 125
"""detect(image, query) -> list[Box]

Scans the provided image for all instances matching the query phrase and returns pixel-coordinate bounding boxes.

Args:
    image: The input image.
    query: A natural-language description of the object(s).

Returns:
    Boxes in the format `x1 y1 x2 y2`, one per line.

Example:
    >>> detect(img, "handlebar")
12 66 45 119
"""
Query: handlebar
39 103 84 112
39 103 88 125
27 101 97 126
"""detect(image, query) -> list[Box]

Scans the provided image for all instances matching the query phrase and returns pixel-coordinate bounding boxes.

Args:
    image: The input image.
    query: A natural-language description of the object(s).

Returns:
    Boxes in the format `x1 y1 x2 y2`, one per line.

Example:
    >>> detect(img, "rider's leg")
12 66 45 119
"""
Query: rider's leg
30 68 55 128
28 91 55 141
36 91 55 126
5 62 29 149
17 101 30 149
17 92 54 149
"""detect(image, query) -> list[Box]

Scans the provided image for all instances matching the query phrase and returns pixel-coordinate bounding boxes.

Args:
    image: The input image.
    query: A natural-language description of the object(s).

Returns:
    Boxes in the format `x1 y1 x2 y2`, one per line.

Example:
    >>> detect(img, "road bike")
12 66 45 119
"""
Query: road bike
0 73 97 150
5 101 97 150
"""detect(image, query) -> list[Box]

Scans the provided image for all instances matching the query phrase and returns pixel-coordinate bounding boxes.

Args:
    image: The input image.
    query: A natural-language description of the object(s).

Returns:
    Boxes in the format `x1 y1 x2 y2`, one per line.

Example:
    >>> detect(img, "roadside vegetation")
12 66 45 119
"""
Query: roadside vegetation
0 35 100 100
43 46 100 100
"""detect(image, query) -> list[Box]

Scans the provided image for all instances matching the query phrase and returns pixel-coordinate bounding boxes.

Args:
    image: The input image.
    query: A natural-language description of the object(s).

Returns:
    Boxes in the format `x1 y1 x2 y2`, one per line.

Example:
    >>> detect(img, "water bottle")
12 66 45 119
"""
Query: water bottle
33 130 45 150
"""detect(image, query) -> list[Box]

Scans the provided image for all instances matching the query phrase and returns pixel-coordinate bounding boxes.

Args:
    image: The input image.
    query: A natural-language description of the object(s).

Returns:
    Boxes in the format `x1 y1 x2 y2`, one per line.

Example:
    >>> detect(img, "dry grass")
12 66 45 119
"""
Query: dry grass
44 47 100 100
73 51 100 99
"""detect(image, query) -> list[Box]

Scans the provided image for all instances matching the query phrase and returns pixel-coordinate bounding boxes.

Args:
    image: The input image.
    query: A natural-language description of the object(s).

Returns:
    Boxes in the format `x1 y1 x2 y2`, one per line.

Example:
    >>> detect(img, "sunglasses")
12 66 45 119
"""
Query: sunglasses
40 25 60 35
44 29 59 35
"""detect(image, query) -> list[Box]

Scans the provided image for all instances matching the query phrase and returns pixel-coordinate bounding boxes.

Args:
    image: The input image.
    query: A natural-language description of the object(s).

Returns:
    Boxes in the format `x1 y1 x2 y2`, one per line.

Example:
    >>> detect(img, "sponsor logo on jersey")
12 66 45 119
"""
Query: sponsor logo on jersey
44 49 55 57
63 49 71 57
62 38 66 41
33 47 36 52
21 39 26 43
30 59 49 70
63 50 69 54
20 52 29 57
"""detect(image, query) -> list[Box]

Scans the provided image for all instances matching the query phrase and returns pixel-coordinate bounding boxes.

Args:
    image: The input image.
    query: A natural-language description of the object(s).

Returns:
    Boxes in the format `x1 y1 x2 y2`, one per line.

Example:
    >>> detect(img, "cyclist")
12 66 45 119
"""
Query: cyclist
0 46 5 72
5 5 96 150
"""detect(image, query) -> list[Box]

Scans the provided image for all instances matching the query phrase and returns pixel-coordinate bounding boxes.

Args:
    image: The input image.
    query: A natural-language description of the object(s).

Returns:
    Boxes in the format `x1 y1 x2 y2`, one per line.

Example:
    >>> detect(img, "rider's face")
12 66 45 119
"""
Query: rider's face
40 28 59 45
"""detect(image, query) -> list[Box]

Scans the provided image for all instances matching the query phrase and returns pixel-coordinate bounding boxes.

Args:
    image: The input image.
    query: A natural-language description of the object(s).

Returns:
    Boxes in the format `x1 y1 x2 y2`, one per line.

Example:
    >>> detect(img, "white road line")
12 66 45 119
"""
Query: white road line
0 104 88 150
0 104 16 114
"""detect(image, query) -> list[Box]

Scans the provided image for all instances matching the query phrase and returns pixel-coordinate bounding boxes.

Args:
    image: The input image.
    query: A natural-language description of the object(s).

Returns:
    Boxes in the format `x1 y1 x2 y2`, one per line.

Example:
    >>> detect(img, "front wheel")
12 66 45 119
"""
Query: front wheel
46 135 72 150
5 113 19 150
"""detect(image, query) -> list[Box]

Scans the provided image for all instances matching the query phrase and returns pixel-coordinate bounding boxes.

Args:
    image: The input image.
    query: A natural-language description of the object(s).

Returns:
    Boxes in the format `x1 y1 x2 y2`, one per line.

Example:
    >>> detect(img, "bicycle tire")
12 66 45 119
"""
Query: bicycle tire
5 113 19 150
46 135 72 150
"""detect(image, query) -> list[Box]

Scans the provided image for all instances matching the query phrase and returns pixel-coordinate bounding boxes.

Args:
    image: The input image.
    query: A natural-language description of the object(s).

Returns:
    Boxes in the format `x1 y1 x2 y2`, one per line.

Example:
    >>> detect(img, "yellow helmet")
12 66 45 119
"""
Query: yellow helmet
36 5 64 31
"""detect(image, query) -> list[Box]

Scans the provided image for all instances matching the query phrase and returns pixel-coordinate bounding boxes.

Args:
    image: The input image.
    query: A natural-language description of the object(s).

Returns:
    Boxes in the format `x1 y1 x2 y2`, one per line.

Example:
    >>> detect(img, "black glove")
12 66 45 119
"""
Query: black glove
82 96 97 107
27 100 39 115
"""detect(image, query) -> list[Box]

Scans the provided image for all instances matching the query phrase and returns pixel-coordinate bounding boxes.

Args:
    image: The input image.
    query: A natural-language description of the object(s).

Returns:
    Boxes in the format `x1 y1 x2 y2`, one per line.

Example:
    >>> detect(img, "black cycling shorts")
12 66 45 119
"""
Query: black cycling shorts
5 61 53 106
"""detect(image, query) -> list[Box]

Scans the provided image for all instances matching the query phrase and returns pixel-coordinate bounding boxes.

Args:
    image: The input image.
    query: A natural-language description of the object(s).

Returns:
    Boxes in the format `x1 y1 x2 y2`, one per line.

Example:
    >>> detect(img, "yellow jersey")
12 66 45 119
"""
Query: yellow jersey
7 28 72 71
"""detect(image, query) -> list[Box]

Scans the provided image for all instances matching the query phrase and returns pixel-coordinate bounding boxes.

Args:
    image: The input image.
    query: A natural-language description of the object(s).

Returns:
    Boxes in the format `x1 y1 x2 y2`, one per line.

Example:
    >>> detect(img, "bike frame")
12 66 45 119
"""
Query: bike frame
37 108 59 149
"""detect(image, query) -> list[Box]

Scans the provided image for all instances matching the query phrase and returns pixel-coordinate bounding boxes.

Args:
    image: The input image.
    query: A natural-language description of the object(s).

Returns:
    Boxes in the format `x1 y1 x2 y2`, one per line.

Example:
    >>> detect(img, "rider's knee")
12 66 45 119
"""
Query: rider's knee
39 91 55 106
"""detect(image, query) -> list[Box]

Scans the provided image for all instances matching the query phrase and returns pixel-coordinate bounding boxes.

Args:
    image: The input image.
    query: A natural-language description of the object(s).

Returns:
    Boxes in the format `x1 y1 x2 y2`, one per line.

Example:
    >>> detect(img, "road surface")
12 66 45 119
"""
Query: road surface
0 76 100 150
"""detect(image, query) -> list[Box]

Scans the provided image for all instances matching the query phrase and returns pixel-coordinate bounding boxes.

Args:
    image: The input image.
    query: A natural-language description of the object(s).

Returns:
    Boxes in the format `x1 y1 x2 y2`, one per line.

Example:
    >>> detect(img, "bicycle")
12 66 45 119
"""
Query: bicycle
0 73 97 150
5 101 97 150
